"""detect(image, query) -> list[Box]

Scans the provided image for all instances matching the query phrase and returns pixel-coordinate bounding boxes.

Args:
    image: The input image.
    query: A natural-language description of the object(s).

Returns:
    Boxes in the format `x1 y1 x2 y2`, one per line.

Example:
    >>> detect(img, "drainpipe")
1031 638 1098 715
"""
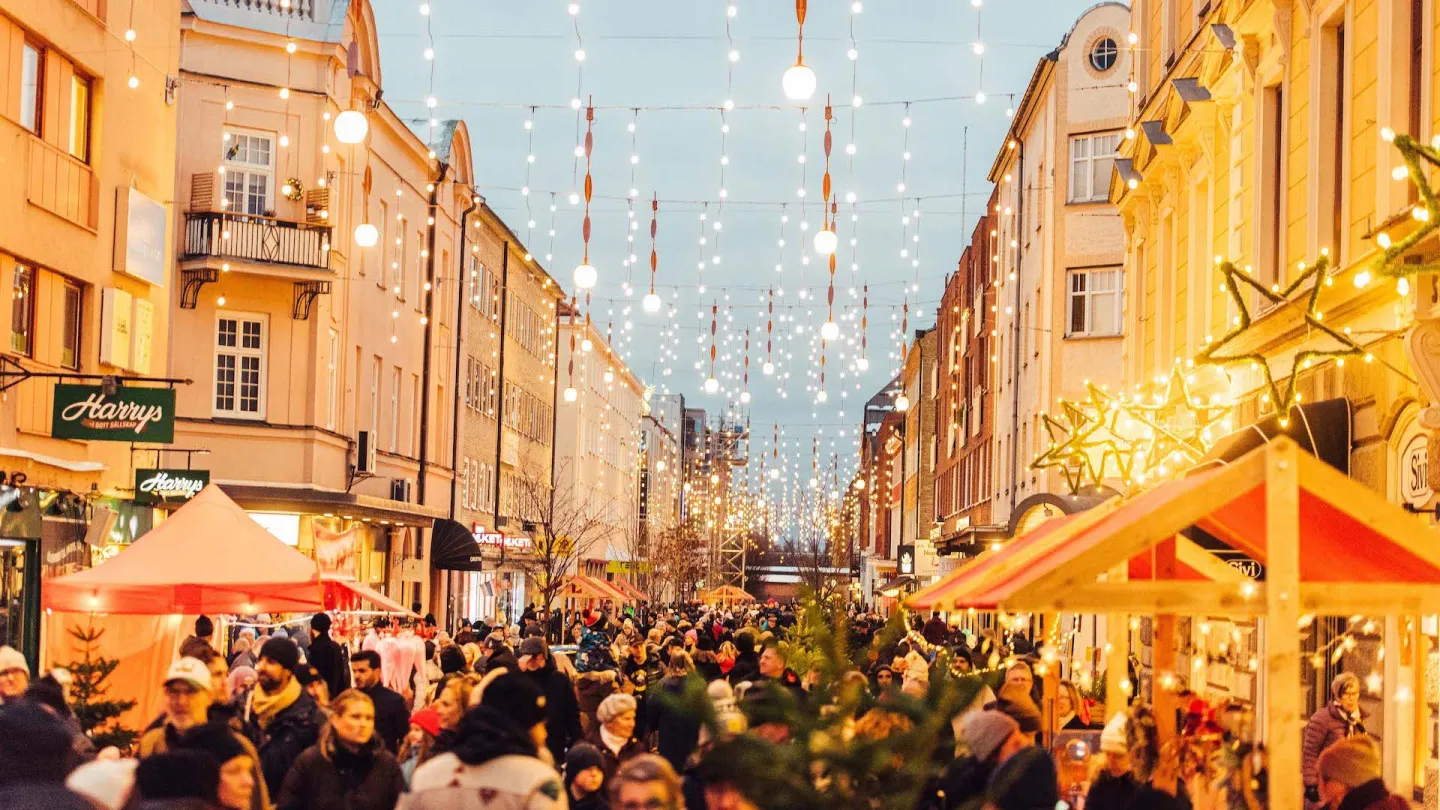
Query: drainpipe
492 244 511 524
1009 144 1025 514
449 195 480 519
417 163 449 507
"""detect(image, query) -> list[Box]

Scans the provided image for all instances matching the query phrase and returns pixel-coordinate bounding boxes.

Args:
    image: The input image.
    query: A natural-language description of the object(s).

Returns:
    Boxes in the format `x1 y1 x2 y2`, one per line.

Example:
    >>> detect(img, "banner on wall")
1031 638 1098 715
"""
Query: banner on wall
314 524 360 580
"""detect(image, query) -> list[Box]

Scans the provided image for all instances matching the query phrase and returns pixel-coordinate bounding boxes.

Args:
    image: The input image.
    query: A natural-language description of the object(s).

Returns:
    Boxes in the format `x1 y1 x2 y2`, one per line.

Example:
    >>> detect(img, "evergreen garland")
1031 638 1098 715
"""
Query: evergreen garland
64 620 138 753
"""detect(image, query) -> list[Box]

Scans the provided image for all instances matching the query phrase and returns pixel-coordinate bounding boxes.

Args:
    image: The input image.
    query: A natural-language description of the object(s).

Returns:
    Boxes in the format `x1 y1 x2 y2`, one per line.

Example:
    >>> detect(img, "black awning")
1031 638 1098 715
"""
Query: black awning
1181 397 1353 582
430 518 486 572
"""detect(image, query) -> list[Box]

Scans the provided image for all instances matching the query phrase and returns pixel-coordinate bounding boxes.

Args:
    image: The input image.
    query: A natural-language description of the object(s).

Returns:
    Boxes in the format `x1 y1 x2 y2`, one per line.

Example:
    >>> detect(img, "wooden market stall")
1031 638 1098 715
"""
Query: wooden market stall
908 438 1440 808
702 584 756 606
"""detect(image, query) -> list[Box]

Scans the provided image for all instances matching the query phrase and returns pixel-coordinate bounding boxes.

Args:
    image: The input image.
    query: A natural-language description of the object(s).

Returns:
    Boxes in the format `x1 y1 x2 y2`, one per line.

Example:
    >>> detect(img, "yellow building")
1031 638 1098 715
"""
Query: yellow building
1116 0 1437 797
0 0 182 663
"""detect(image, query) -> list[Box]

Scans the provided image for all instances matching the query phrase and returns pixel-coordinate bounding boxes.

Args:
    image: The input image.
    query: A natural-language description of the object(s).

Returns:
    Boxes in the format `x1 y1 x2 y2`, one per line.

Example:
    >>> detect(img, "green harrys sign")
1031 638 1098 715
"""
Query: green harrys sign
134 469 209 506
52 384 176 443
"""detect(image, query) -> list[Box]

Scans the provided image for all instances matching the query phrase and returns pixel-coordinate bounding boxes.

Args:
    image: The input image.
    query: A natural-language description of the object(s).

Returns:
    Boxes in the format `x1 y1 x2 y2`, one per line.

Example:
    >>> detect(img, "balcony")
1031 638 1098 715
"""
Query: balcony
182 211 332 272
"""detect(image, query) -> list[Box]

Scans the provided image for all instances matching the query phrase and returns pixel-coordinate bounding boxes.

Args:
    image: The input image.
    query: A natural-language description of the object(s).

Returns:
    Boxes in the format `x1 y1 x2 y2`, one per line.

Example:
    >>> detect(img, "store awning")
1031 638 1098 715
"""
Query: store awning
874 575 916 596
430 519 485 572
216 483 446 525
323 579 417 616
907 438 1440 616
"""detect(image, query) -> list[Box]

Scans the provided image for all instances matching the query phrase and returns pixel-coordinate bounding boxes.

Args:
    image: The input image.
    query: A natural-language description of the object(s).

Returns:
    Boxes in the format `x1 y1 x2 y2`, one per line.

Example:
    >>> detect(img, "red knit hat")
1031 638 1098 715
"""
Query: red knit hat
410 708 441 739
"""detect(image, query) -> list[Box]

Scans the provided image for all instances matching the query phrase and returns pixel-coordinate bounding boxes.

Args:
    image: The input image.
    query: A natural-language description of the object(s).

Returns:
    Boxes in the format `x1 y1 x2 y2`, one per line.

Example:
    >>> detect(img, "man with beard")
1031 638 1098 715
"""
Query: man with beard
240 637 324 796
349 651 409 753
518 636 583 765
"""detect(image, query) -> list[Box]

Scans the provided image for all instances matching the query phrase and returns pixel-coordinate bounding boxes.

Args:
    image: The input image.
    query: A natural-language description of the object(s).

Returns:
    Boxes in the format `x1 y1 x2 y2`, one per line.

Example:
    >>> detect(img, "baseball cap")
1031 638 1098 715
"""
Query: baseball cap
163 657 212 692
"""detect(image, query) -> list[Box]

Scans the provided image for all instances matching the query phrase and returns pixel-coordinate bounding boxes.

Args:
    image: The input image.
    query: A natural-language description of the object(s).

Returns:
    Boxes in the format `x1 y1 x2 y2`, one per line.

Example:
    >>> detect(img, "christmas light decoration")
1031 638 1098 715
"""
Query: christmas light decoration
643 196 662 314
334 110 368 144
781 0 816 100
574 103 597 290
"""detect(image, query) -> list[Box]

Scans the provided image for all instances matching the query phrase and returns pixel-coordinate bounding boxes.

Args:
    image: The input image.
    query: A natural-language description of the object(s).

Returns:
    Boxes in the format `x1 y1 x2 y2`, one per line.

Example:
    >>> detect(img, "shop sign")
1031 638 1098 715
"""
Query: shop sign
897 544 915 576
133 468 209 506
1400 429 1432 509
52 384 175 443
114 187 168 287
471 525 534 553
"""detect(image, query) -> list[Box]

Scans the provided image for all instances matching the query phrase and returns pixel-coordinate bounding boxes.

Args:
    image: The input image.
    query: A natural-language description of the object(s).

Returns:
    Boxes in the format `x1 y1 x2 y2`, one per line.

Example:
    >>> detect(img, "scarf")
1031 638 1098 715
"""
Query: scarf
599 726 627 757
249 677 301 729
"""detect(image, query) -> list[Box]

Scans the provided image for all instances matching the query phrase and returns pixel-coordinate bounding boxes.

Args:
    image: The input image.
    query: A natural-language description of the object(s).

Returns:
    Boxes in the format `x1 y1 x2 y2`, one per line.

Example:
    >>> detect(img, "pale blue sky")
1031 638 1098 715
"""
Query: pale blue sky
371 0 1108 524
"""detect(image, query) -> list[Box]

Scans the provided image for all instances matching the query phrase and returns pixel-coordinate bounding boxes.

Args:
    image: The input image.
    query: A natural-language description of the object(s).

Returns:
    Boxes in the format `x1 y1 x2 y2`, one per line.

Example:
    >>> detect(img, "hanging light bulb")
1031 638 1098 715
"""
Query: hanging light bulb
812 228 838 256
354 223 379 247
643 292 662 313
573 263 598 289
821 320 840 341
763 361 775 375
782 63 817 101
705 377 720 394
581 338 594 353
857 357 870 371
741 391 752 404
563 387 578 403
334 110 369 144
895 393 910 412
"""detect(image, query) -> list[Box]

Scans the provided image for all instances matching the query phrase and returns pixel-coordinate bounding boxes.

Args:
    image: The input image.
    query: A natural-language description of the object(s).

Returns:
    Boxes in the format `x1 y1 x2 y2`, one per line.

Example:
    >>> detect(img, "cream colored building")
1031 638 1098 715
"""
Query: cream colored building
0 0 182 663
170 0 469 611
555 314 645 580
989 2 1134 532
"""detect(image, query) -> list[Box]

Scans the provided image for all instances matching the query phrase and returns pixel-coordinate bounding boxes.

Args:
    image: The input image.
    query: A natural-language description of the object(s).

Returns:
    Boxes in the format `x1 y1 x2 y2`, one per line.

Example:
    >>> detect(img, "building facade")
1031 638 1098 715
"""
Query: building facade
555 314 645 582
0 0 182 663
990 2 1133 533
1116 0 1437 795
898 328 939 588
934 210 999 555
171 0 465 612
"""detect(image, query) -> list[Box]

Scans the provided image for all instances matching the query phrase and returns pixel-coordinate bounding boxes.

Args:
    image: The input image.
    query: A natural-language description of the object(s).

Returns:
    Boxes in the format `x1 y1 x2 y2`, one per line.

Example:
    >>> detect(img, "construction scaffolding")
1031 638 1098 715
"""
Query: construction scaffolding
709 415 750 590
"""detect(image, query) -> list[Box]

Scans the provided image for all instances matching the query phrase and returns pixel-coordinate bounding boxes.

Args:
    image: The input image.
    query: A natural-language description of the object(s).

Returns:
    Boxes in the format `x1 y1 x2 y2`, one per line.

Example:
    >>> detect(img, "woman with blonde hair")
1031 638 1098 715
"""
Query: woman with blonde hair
275 689 405 810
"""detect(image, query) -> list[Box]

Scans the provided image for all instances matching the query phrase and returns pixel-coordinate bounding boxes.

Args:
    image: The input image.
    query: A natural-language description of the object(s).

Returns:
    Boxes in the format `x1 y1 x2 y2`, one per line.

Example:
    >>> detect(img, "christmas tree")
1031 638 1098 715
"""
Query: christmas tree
64 620 138 752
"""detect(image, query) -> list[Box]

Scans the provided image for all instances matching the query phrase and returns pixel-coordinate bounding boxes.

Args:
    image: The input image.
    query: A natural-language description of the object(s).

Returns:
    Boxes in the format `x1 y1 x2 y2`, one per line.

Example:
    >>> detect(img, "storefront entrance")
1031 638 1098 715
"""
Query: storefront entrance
0 539 38 667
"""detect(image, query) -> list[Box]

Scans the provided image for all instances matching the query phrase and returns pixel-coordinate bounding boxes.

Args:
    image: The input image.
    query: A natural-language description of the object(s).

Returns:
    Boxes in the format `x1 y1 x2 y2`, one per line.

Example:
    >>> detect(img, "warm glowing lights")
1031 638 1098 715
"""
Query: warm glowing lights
334 110 368 144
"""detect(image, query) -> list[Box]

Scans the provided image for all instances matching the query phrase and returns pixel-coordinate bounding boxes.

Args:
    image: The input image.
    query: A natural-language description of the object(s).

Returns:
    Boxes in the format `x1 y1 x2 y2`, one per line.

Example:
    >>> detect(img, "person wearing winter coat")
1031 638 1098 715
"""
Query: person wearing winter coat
401 672 566 810
517 636 584 767
921 612 949 646
1316 736 1408 810
586 692 647 782
275 690 405 810
929 710 1020 810
349 651 410 753
565 742 610 810
305 614 349 702
647 652 703 773
726 632 760 686
239 637 325 797
1305 672 1369 808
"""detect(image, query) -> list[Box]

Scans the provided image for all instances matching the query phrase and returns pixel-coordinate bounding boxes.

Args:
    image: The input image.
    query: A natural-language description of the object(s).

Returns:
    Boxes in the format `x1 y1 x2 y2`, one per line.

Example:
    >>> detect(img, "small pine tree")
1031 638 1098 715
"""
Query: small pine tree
65 620 138 752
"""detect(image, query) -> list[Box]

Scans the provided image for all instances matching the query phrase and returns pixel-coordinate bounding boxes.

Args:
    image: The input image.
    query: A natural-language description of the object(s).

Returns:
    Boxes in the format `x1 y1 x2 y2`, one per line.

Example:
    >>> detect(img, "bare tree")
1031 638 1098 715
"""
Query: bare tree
504 461 611 614
783 537 843 602
645 515 708 605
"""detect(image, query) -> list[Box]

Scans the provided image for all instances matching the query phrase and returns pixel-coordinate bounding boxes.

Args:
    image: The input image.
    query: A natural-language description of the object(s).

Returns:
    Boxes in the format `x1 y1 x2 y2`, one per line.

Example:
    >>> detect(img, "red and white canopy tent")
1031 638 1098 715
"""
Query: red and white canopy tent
44 484 412 615
907 438 1440 808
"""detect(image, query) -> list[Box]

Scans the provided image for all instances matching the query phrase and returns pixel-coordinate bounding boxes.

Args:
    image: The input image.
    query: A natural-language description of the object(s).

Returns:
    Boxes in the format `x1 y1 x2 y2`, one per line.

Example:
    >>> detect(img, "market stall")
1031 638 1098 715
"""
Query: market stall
703 584 755 606
907 438 1440 808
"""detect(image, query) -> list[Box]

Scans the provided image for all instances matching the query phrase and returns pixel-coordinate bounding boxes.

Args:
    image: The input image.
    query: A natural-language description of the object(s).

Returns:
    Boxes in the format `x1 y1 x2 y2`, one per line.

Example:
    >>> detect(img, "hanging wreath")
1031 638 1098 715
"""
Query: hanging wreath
281 177 305 201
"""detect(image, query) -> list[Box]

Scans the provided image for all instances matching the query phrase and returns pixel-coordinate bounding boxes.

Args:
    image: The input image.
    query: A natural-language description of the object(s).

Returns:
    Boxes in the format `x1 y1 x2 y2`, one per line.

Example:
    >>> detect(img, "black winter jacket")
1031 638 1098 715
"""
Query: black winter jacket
241 688 326 797
360 683 411 753
522 658 584 766
306 632 349 700
275 739 405 810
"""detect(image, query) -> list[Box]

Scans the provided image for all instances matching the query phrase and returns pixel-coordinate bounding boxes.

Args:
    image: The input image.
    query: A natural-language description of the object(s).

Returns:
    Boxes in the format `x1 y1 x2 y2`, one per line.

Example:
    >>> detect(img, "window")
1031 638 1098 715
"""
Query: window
375 201 389 286
68 75 91 162
19 43 42 134
1319 18 1347 258
1066 268 1123 337
222 130 275 216
10 266 34 357
61 281 82 370
215 314 266 418
1259 85 1285 285
390 367 401 453
1089 37 1119 72
1069 133 1122 203
392 218 407 295
370 356 381 440
325 329 339 430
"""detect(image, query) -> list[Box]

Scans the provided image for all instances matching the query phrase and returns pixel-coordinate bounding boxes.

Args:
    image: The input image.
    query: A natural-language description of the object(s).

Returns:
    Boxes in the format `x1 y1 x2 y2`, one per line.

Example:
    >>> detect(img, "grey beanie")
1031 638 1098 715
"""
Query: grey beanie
960 709 1019 762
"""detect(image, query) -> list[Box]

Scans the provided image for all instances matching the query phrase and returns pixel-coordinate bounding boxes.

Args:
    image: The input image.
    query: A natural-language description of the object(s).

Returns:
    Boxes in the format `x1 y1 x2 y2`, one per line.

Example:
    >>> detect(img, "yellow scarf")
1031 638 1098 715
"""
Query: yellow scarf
249 676 301 729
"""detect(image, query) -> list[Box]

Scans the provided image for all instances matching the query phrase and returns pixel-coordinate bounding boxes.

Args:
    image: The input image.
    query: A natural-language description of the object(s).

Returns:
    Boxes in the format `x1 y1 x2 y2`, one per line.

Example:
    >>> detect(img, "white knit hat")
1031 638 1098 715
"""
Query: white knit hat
0 646 28 676
67 759 138 810
1100 711 1129 754
597 692 638 724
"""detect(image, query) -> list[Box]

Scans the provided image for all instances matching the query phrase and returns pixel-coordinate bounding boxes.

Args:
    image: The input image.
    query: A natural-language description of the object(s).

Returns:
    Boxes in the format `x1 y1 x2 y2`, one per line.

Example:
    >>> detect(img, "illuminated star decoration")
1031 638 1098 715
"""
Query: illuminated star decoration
1117 365 1233 483
1372 132 1440 279
1197 254 1368 426
1032 385 1141 495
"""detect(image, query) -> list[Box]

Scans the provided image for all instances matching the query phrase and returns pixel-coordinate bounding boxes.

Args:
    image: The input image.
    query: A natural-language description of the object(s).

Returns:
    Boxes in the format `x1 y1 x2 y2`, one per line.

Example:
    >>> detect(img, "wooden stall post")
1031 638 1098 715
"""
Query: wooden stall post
1154 537 1179 742
1264 440 1302 809
1106 562 1130 719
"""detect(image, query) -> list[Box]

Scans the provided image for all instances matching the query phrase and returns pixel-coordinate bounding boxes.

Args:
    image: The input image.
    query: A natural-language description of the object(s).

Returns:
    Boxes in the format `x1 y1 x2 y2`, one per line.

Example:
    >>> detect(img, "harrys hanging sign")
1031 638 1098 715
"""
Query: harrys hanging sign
52 384 176 443
134 469 209 506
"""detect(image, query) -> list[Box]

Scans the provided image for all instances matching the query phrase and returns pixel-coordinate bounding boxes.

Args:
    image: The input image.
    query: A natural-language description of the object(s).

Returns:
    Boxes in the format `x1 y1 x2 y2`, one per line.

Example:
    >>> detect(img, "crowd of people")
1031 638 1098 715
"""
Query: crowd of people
0 602 1411 810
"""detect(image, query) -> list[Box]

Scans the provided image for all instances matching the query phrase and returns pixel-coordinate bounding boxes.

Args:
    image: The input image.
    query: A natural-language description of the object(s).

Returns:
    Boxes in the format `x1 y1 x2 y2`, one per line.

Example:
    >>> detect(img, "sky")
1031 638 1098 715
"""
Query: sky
371 0 1106 533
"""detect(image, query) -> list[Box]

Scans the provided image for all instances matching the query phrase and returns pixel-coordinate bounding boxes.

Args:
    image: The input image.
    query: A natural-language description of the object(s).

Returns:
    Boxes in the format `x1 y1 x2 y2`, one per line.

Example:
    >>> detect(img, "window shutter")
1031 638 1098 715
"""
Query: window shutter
305 187 330 225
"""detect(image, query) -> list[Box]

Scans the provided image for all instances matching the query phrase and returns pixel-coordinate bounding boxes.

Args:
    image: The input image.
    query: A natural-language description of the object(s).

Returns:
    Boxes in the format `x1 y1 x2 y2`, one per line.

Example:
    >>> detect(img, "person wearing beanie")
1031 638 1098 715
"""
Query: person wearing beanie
273 689 405 810
134 750 221 806
0 701 81 788
0 644 30 705
140 660 269 810
240 636 323 797
726 631 759 686
180 616 217 662
398 708 441 786
564 742 609 810
402 673 565 810
171 723 260 810
306 613 348 701
985 744 1060 810
927 710 1024 810
587 692 645 782
517 635 584 768
1316 737 1407 810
